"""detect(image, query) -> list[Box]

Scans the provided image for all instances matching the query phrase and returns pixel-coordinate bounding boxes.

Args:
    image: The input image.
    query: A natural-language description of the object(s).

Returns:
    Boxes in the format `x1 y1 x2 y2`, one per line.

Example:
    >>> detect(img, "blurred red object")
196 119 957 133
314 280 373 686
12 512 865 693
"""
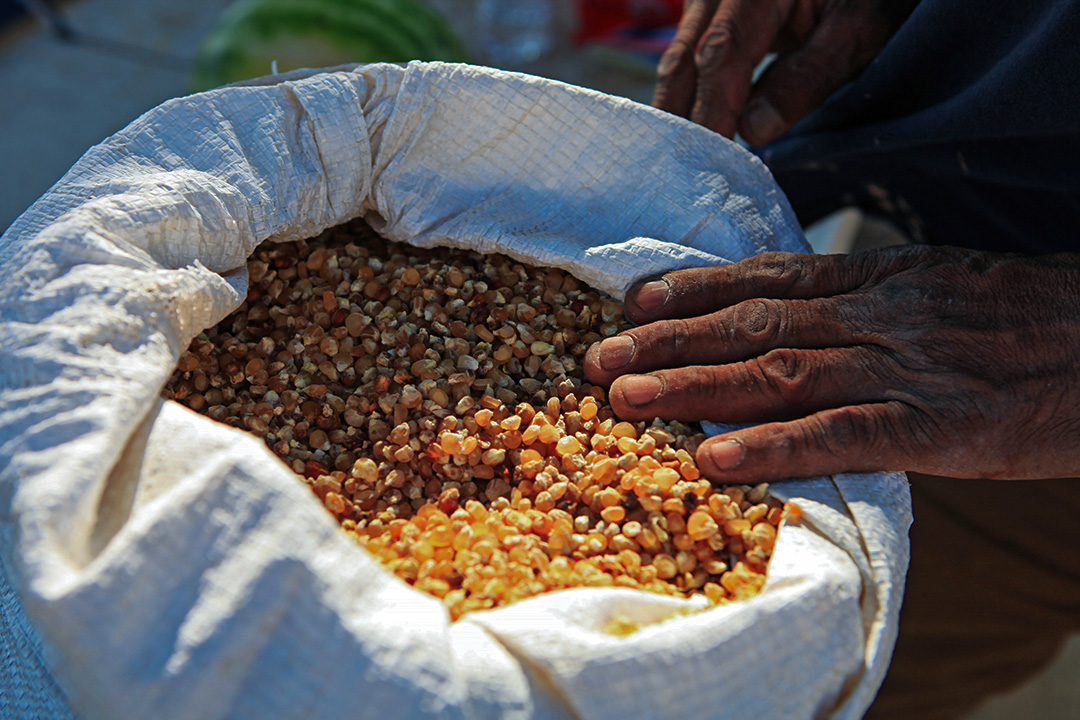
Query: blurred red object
572 0 682 44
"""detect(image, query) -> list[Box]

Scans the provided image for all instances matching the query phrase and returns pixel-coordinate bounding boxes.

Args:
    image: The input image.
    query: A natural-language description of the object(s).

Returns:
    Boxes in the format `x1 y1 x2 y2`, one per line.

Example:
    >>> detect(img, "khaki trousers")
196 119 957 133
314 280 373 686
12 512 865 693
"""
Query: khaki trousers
865 473 1080 719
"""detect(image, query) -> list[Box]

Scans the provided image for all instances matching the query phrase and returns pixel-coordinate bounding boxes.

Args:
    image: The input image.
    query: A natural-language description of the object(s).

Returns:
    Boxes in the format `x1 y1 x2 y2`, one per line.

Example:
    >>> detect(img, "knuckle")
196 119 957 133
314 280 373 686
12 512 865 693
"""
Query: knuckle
653 318 693 356
772 421 807 462
877 275 960 332
803 407 863 461
695 21 741 67
852 244 924 285
657 366 724 413
745 252 811 293
699 366 731 404
730 298 787 345
781 405 875 466
671 318 693 353
755 348 811 403
831 405 877 450
700 311 730 346
657 39 696 78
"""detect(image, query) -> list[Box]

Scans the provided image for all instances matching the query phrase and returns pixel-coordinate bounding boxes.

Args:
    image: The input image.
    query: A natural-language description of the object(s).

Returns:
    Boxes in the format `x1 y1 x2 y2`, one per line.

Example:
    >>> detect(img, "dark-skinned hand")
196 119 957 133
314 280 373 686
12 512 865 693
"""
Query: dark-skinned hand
654 0 919 143
584 246 1080 482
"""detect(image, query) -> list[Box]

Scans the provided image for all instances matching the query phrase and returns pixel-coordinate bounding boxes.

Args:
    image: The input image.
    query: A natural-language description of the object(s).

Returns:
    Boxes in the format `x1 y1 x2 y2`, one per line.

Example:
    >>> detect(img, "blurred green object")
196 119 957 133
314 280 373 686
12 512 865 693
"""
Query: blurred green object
192 0 468 91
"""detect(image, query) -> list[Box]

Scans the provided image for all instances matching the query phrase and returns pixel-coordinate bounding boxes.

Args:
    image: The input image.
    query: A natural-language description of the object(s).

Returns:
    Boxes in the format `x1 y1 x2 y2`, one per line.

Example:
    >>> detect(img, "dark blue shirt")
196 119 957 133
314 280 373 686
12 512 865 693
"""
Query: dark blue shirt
758 0 1080 254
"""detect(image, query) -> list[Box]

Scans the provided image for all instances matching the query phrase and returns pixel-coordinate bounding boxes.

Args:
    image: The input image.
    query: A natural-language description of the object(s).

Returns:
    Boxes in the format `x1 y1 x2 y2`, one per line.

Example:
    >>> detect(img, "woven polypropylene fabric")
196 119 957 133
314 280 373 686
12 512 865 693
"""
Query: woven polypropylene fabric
0 62 911 720
1 555 76 719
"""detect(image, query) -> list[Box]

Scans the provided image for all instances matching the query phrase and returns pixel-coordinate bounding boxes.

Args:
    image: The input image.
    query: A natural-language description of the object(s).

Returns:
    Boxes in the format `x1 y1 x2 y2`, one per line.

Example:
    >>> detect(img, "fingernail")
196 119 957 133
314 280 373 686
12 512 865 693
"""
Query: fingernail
598 335 635 370
634 280 669 314
702 439 746 471
620 375 663 406
742 99 785 145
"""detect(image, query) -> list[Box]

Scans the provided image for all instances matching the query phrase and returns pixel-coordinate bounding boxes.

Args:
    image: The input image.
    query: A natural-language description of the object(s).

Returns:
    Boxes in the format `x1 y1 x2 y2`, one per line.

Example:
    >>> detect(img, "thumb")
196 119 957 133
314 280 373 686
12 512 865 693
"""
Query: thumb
738 16 890 146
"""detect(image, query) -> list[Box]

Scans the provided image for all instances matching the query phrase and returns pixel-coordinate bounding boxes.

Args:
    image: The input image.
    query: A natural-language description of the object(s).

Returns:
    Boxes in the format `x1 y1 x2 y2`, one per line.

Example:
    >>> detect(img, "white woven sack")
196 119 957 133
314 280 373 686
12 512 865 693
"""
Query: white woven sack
0 61 911 720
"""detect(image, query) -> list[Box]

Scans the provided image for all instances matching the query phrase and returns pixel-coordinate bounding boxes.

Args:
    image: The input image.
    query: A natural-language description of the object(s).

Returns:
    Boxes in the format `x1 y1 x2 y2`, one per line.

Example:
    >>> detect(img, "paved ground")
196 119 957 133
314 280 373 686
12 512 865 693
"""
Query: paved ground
0 0 232 231
1 2 1077 718
0 0 655 232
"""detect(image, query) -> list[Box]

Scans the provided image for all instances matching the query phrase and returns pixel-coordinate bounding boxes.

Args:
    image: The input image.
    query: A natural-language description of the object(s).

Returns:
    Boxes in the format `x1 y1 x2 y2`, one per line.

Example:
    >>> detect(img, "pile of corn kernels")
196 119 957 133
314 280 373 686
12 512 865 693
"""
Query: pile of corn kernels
164 220 783 619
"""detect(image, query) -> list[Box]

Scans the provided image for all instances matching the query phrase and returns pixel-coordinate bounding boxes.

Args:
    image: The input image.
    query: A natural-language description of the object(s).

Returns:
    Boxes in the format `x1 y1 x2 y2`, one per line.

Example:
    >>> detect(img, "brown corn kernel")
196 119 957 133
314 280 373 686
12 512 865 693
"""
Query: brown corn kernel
165 221 778 620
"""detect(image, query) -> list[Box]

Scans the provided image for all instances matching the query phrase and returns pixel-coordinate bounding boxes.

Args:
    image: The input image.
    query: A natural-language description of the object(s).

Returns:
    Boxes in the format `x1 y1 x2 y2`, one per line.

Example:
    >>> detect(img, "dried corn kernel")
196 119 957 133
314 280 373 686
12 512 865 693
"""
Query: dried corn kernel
687 511 719 541
164 221 784 620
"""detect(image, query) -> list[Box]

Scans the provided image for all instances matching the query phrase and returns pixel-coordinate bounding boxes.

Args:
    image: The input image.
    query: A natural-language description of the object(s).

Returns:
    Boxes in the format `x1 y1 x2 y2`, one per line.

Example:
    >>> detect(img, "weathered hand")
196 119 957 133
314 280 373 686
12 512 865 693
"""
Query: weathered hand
585 247 1080 482
654 0 918 144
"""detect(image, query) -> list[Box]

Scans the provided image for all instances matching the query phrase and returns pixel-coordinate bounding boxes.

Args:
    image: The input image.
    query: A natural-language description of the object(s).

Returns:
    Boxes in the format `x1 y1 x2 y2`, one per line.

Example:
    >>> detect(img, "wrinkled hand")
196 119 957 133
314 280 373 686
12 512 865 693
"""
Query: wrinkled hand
585 247 1080 482
655 0 919 144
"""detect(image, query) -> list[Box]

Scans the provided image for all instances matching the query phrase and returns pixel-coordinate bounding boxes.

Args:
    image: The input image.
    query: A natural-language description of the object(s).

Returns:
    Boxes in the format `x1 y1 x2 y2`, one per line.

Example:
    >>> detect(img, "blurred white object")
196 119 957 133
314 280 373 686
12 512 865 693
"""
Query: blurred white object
0 61 910 720
804 207 863 255
428 0 556 66
475 0 554 65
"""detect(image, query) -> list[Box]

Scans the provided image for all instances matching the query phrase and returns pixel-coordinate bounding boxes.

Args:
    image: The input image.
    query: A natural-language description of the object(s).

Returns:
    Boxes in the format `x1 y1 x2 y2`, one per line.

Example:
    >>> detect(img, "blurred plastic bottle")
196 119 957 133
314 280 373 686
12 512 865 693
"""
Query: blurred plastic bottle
474 0 555 66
